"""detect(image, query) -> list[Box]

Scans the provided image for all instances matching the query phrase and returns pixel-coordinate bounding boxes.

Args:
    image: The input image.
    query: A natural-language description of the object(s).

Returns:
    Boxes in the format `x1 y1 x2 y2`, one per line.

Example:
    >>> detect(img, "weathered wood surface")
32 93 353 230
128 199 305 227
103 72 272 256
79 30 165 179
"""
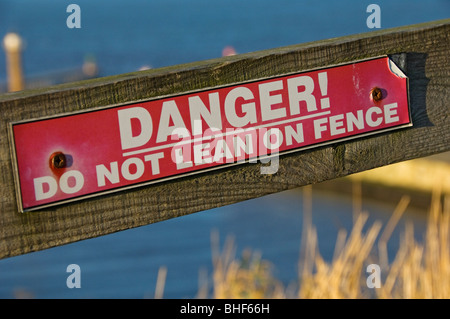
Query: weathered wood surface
1 19 449 259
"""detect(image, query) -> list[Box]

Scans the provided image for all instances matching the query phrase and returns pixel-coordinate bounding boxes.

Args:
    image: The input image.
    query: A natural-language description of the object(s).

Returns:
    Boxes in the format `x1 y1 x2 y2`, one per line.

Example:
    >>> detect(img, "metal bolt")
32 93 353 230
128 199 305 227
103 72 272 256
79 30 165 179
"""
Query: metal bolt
371 87 383 102
51 152 66 169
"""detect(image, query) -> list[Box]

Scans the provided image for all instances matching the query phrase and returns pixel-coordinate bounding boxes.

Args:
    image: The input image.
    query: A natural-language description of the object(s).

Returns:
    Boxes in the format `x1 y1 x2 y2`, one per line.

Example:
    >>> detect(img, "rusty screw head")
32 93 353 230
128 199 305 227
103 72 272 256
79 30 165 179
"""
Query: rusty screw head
371 87 383 102
51 152 66 169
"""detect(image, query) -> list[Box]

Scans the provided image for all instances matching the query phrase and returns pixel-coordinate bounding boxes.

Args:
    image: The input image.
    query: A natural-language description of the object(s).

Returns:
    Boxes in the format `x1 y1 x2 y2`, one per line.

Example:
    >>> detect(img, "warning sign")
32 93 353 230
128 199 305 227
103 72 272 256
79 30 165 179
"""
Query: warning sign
9 56 411 212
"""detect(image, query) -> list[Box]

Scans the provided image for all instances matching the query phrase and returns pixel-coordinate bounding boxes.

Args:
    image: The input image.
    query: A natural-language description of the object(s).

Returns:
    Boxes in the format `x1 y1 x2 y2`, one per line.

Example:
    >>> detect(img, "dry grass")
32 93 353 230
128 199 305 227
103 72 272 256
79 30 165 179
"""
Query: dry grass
193 186 450 299
376 189 450 298
201 232 286 299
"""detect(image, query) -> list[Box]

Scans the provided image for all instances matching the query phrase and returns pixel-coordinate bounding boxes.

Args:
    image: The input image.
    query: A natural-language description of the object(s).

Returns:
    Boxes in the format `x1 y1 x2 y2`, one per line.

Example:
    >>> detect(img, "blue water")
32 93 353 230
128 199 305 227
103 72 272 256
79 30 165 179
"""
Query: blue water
0 188 429 298
1 0 449 80
0 0 447 298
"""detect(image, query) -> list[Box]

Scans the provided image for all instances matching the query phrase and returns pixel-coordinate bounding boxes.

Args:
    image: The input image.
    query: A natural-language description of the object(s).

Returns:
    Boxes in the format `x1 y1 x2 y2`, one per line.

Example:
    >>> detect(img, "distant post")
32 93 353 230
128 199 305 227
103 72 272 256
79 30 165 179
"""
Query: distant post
3 33 24 92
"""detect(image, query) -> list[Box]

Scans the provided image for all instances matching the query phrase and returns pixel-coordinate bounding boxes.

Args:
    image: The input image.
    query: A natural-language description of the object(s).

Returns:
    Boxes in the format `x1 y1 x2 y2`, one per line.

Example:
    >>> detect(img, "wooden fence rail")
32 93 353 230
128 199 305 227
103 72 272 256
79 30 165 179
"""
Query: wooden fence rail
0 19 449 259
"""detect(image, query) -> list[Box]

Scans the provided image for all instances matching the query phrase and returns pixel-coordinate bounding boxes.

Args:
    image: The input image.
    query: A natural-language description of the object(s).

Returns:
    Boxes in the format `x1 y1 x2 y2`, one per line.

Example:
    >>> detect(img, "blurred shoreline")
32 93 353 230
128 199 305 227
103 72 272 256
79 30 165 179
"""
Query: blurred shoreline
316 151 450 210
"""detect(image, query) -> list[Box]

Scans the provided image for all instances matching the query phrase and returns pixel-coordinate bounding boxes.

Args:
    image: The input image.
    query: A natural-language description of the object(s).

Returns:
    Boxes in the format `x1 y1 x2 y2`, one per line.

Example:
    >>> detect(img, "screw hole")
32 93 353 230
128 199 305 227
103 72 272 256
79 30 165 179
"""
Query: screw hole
51 152 67 169
371 87 383 102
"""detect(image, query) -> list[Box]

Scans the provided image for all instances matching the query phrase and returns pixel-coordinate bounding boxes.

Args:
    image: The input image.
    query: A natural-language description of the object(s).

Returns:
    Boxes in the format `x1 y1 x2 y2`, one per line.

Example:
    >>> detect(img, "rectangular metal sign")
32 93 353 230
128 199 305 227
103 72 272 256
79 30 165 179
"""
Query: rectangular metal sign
9 56 411 212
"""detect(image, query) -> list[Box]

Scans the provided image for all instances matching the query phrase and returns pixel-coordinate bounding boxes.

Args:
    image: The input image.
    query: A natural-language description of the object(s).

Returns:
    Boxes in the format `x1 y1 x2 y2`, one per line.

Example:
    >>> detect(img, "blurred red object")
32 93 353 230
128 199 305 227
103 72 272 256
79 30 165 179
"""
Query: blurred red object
222 46 237 57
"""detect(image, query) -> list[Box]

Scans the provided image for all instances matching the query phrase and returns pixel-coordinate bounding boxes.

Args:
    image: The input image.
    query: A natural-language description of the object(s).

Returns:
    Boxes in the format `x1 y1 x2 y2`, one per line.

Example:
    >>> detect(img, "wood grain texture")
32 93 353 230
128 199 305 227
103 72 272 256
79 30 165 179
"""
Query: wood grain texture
1 19 449 259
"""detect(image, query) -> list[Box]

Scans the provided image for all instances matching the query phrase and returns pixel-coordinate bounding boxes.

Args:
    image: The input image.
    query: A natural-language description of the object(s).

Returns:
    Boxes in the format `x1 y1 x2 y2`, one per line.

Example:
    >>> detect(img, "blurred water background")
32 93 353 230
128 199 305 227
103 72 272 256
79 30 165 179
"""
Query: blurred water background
0 0 448 298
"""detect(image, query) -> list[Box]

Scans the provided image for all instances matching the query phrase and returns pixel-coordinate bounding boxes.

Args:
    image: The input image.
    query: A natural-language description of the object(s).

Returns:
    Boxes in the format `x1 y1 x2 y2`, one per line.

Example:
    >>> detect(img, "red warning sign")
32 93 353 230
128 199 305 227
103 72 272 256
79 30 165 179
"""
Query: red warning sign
9 56 411 212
